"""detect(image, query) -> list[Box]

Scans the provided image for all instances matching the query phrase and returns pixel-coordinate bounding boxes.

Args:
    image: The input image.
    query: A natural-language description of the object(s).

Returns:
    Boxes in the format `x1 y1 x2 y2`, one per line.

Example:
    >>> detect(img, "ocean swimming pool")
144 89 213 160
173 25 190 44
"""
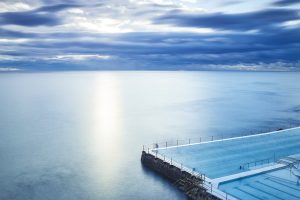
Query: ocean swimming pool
156 127 300 179
154 127 300 199
219 167 300 200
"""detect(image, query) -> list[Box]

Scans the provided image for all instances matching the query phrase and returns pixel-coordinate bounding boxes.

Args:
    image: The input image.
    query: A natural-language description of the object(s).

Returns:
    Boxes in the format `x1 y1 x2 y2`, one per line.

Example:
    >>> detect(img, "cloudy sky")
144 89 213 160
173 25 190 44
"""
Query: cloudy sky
0 0 300 71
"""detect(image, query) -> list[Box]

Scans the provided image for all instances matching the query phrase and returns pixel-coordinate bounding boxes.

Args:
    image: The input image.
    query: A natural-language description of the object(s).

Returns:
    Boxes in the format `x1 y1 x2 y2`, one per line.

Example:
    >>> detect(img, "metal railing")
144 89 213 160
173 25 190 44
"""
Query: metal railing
202 181 232 200
148 151 204 179
241 156 276 170
144 134 236 151
143 125 300 150
147 150 233 200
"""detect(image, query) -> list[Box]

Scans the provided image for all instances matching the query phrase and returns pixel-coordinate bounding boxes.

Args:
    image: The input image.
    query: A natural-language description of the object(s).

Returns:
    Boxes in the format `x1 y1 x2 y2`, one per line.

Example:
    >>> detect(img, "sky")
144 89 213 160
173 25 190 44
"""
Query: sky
0 0 300 71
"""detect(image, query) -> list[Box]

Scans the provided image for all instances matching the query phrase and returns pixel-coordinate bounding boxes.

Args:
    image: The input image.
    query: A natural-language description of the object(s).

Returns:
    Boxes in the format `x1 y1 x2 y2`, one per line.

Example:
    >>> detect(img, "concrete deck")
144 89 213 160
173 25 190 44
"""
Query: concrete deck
212 163 287 186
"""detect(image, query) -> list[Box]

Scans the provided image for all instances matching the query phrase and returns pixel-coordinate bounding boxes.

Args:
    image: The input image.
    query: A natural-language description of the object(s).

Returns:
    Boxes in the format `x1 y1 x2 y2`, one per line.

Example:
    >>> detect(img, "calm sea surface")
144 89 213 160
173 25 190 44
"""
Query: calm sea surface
0 71 300 200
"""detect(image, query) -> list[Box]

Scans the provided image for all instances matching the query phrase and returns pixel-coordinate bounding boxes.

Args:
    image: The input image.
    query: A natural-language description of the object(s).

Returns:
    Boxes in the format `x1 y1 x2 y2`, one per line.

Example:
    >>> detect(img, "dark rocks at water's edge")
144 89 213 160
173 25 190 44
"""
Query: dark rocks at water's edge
141 151 220 200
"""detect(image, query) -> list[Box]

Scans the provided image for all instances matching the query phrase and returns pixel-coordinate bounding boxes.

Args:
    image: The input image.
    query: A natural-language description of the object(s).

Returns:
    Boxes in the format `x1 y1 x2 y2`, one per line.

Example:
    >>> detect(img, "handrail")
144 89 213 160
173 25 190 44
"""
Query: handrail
147 151 233 199
241 156 275 170
202 181 232 200
143 125 300 151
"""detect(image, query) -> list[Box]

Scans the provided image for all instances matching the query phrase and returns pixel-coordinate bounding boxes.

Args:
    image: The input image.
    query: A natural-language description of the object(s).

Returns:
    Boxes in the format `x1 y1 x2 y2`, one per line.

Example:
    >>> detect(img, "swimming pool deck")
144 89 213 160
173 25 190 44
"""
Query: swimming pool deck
212 163 286 185
148 126 300 200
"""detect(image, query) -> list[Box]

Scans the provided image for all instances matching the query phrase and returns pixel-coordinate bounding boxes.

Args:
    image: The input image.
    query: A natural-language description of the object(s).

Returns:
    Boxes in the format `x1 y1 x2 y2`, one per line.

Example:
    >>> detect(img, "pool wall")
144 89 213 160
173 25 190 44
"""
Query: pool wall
141 151 235 200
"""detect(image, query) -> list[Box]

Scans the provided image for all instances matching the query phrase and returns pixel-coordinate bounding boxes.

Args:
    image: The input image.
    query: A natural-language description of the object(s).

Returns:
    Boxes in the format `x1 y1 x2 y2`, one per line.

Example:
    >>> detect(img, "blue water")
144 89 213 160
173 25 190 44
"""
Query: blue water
219 167 300 200
0 71 300 200
157 128 300 178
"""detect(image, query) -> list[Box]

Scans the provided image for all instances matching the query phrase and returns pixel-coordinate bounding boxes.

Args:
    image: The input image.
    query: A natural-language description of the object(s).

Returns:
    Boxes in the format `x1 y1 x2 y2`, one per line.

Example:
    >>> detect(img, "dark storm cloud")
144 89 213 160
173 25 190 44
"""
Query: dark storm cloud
0 28 36 38
1 27 299 67
154 9 299 31
36 4 81 12
0 1 300 71
273 0 300 6
19 28 298 56
0 3 80 27
0 11 61 26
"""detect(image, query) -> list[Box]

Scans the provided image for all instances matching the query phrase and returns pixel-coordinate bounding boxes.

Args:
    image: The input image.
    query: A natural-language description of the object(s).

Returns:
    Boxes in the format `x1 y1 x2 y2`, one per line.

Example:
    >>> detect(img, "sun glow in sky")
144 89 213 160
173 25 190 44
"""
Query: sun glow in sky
0 0 300 71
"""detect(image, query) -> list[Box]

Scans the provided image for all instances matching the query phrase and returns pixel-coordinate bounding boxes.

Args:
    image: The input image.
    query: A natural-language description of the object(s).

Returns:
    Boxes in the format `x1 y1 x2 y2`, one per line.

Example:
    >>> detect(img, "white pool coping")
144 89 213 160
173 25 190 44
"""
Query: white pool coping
155 126 300 150
212 163 287 186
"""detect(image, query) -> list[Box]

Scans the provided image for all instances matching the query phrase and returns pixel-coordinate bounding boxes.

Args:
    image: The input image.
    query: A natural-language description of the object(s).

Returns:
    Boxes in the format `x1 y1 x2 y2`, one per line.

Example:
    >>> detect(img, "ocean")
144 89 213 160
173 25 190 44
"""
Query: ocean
0 71 299 200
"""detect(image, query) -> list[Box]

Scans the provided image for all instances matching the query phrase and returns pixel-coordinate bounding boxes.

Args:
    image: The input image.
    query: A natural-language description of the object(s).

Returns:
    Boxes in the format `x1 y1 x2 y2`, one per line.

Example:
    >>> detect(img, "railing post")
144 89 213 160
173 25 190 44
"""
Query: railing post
143 145 144 151
189 138 191 144
200 137 201 143
147 148 149 153
166 141 167 148
211 136 214 141
171 158 172 165
176 140 178 146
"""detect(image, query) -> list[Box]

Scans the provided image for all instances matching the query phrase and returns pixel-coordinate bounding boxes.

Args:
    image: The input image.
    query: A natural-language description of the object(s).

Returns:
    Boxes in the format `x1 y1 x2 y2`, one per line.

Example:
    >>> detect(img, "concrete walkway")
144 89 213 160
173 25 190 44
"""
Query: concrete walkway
212 163 286 186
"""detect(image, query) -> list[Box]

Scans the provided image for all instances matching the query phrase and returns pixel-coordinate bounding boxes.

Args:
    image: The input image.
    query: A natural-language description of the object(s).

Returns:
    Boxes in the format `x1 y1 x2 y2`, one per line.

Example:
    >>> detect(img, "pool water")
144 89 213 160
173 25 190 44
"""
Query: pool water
156 127 300 179
219 167 300 200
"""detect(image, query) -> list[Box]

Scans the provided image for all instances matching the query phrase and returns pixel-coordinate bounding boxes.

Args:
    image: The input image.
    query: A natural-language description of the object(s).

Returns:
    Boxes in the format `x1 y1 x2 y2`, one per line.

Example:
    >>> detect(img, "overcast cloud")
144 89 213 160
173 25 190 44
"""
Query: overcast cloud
0 0 299 71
